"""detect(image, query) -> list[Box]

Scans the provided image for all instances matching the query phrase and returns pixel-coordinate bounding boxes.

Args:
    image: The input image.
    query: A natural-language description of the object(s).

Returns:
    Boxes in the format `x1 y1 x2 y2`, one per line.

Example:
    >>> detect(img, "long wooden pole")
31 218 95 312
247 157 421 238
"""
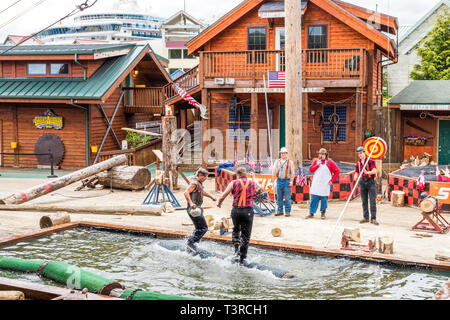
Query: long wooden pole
121 127 162 137
285 0 303 164
0 155 128 205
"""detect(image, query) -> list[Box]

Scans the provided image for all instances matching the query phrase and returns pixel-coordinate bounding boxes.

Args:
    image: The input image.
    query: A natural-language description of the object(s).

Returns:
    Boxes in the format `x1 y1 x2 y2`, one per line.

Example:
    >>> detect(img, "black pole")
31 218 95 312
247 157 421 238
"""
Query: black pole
47 152 58 178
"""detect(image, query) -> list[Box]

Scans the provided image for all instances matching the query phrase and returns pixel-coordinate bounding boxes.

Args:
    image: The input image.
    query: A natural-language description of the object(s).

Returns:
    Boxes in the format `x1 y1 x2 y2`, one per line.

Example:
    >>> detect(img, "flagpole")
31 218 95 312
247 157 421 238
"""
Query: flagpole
263 74 273 161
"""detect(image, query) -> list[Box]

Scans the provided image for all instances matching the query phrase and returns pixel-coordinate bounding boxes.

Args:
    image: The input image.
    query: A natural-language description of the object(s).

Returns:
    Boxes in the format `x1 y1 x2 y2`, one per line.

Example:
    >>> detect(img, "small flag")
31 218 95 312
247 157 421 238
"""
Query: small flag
234 151 238 167
267 156 272 169
259 158 263 173
268 71 286 88
415 171 425 191
174 84 208 119
436 164 443 182
245 154 250 165
445 166 450 182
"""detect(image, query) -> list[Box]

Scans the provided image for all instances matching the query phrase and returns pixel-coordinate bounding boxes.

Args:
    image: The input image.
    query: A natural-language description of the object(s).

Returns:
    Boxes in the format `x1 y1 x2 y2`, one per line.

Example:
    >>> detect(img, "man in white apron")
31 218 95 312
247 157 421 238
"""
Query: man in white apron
306 148 340 219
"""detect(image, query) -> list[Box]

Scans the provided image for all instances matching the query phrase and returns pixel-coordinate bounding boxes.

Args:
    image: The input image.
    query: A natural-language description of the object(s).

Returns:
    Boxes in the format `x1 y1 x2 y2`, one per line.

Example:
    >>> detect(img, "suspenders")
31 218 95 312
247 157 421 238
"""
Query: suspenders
237 179 250 207
276 160 290 179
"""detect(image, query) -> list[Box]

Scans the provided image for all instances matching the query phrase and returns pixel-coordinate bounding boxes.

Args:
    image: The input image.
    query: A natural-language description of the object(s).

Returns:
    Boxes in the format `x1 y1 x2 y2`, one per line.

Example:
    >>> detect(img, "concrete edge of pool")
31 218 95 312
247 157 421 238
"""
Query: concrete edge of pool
0 221 449 300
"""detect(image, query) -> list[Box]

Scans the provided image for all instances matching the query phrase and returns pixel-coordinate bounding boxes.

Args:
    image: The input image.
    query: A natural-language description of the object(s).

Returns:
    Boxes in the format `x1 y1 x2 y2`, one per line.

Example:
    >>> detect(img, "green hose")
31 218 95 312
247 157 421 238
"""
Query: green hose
119 289 197 300
0 256 44 273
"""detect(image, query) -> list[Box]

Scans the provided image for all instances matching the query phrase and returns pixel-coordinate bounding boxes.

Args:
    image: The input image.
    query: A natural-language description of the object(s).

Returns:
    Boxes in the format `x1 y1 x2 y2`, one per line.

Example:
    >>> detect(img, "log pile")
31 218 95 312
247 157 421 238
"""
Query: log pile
400 153 433 169
206 216 233 236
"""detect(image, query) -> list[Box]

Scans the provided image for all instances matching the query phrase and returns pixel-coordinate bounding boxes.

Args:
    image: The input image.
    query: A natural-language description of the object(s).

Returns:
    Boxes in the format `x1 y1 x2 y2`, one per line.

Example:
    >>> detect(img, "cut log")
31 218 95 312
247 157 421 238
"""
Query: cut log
97 166 151 191
378 236 394 254
0 155 127 205
342 228 361 242
213 221 222 230
0 291 25 300
391 191 405 207
435 250 450 262
40 213 71 229
271 228 282 237
420 197 437 213
204 215 215 227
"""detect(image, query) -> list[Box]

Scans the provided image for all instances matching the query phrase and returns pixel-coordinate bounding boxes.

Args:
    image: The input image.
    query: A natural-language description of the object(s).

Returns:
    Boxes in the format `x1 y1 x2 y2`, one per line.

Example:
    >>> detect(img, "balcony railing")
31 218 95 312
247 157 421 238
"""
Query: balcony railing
123 87 164 114
163 65 200 102
202 48 366 80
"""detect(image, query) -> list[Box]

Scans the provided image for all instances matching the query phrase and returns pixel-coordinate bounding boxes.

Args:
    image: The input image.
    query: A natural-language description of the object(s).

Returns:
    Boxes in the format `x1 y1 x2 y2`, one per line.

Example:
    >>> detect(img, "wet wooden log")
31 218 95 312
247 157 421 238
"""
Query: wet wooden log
0 291 25 300
40 213 71 229
0 155 127 205
391 191 405 207
97 166 151 191
378 236 394 254
420 197 437 213
342 228 361 242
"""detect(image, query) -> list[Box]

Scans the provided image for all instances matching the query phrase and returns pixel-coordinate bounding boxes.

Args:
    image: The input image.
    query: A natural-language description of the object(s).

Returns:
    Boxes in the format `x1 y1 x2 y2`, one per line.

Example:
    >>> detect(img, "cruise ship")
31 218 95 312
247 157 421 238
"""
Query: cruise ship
37 0 165 50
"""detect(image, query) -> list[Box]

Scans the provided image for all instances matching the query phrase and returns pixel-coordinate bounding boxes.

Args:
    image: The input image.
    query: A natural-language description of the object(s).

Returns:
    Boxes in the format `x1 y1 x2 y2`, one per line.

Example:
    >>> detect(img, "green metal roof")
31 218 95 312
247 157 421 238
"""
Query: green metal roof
389 80 450 105
0 44 136 55
0 44 149 101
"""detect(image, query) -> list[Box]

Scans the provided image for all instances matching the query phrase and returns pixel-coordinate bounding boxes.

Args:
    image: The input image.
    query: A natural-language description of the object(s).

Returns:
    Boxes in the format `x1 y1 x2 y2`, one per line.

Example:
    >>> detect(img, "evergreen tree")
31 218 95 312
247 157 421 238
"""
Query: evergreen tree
410 11 450 80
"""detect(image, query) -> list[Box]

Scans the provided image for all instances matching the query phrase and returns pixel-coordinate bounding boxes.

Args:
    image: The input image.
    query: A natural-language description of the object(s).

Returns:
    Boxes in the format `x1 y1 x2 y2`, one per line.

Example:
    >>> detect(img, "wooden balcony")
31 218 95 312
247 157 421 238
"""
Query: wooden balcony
163 65 200 103
123 87 164 114
201 48 368 89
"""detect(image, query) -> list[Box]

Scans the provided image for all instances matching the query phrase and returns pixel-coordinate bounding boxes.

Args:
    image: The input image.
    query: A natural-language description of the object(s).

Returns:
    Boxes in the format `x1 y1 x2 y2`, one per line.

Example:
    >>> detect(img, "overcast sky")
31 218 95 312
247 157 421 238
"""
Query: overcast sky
0 0 443 42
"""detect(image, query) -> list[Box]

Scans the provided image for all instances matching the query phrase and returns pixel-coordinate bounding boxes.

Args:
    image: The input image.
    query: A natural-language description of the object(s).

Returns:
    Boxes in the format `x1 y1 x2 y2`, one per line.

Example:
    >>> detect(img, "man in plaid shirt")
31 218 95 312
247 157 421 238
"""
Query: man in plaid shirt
217 167 262 265
355 146 379 225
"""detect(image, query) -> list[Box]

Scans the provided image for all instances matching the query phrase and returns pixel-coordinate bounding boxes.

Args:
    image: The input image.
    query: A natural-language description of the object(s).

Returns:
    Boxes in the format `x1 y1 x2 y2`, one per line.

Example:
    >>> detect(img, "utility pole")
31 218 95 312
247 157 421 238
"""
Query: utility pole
285 0 303 164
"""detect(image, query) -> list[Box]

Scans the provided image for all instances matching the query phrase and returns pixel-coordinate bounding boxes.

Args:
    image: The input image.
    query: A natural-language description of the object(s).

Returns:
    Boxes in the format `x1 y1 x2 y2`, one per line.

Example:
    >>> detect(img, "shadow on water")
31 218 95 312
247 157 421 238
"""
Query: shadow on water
0 228 447 300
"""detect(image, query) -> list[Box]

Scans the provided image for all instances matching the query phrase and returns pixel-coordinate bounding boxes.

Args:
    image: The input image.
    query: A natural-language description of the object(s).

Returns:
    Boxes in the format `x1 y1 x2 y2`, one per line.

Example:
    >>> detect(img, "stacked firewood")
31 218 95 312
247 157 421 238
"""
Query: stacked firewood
400 152 433 169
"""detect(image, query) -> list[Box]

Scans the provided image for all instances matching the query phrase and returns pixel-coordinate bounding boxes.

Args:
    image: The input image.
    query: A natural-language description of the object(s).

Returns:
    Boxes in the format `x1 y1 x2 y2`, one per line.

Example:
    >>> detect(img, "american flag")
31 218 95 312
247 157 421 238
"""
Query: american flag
234 151 238 167
173 84 208 119
258 154 263 172
249 154 256 172
267 156 272 169
268 71 286 88
415 171 425 191
295 163 307 187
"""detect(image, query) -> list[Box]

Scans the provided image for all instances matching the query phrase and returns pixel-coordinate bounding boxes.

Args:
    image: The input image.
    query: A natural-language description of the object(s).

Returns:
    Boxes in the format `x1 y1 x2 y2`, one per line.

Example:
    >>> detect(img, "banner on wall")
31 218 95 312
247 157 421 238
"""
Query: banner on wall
33 109 63 130
430 182 450 205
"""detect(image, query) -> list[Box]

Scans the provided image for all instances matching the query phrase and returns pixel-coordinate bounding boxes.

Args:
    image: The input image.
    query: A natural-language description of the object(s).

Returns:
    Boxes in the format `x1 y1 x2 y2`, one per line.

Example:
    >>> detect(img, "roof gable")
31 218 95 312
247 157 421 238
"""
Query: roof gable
188 0 396 58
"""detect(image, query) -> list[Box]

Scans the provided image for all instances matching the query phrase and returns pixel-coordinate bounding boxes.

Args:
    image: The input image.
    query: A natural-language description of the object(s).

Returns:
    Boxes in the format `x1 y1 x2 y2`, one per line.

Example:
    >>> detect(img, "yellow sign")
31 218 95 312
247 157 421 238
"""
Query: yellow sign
33 109 63 130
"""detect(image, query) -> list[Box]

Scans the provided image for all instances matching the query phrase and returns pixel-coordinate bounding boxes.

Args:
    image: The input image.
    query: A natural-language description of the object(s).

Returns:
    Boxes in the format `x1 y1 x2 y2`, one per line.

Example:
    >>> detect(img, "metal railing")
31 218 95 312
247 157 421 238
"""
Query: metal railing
0 152 57 178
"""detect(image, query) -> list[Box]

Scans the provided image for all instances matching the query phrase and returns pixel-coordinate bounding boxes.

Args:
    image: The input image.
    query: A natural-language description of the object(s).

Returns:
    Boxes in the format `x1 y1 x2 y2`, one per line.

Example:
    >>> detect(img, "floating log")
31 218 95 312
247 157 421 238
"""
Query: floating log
391 191 405 207
378 236 394 254
342 228 361 242
420 197 437 213
271 228 282 237
0 291 25 300
0 155 127 205
97 166 151 191
39 213 71 229
158 241 295 279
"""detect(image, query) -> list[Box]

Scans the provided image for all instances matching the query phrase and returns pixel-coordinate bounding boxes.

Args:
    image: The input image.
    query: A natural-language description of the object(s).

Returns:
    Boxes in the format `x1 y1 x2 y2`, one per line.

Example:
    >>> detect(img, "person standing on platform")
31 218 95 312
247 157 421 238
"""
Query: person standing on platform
272 147 295 217
306 148 340 220
184 168 217 254
355 147 379 225
217 167 262 265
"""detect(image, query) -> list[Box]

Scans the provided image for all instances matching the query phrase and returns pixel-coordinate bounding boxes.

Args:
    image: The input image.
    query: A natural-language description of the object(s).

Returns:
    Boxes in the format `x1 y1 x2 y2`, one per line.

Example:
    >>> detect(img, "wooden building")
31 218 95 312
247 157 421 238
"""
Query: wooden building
388 80 450 165
0 43 170 169
167 0 399 166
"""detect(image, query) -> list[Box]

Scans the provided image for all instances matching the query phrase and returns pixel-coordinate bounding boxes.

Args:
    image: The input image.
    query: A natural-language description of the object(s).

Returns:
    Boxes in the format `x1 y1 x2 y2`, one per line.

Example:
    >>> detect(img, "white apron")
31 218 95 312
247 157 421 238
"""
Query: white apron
310 161 332 197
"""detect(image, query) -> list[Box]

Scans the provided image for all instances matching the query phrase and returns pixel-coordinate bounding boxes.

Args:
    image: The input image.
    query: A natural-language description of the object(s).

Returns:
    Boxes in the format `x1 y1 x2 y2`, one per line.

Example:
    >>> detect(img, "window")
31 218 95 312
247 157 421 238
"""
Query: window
307 25 328 63
229 105 251 141
322 106 348 142
247 27 267 64
27 63 47 75
50 63 69 75
183 49 195 59
169 49 182 59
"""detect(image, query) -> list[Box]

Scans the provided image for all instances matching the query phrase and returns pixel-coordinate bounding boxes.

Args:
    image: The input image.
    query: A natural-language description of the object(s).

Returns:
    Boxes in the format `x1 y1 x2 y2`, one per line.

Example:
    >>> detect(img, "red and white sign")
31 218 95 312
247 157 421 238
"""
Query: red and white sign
430 182 450 205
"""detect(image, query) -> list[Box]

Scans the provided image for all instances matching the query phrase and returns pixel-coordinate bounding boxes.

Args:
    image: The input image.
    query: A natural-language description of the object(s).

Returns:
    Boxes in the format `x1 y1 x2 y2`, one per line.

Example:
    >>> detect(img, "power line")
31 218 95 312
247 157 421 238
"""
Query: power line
0 0 25 16
0 0 49 30
0 0 98 55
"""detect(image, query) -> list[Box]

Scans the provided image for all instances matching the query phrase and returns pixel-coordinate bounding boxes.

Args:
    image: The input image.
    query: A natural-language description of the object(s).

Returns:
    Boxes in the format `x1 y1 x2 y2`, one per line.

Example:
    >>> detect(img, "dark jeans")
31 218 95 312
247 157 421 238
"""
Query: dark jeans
187 213 208 244
360 178 377 220
231 207 254 260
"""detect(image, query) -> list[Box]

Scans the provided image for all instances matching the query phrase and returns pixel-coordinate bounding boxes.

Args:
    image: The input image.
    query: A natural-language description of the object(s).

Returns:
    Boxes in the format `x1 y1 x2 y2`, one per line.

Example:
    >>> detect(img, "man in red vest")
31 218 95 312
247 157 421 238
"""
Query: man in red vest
217 167 262 265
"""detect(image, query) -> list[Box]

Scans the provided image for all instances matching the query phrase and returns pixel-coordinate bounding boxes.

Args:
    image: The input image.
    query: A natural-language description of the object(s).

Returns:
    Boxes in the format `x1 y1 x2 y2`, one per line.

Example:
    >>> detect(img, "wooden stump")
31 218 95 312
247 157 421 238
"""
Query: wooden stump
378 236 394 254
420 197 437 213
391 191 405 207
342 228 361 242
97 166 151 191
39 213 71 229
0 291 25 300
271 228 282 237
204 215 215 227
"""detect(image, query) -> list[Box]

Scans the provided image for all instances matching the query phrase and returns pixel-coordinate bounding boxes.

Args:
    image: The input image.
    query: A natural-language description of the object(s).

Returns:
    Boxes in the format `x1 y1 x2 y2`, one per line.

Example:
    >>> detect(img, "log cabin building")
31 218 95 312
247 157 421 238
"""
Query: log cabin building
0 43 171 169
168 0 399 166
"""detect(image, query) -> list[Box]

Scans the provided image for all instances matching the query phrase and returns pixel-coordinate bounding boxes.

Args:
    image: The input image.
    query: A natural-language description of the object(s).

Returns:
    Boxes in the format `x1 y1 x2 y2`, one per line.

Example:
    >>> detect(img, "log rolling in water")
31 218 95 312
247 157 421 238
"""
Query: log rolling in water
0 155 128 205
158 241 295 279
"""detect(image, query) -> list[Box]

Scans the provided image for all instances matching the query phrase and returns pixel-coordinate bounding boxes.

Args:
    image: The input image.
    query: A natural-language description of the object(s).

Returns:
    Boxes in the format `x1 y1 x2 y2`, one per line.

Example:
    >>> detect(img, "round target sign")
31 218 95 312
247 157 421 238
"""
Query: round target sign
363 137 387 160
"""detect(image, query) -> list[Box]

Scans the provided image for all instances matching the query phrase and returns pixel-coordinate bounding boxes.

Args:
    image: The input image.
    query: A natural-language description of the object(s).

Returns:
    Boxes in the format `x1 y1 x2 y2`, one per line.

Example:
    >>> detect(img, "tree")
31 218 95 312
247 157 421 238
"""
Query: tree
410 11 450 80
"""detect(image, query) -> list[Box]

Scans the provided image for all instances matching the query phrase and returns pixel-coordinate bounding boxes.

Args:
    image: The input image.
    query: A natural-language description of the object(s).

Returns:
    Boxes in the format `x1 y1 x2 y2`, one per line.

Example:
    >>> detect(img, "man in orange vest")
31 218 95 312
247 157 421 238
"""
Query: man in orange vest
217 167 262 265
